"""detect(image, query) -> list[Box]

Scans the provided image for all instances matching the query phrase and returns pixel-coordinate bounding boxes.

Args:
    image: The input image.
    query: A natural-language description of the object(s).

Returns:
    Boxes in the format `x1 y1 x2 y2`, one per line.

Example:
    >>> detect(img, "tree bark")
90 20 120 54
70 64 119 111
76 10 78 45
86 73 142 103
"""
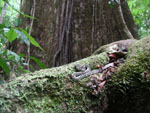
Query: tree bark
1 37 150 113
12 0 138 70
53 0 74 66
72 0 138 61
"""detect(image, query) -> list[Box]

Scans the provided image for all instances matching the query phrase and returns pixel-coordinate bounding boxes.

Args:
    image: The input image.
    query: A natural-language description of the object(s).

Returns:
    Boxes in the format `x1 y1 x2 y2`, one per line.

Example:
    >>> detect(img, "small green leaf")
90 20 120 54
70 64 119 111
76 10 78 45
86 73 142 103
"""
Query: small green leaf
0 57 10 74
30 56 46 69
14 29 30 46
19 53 25 57
20 28 44 51
24 69 30 73
5 28 17 42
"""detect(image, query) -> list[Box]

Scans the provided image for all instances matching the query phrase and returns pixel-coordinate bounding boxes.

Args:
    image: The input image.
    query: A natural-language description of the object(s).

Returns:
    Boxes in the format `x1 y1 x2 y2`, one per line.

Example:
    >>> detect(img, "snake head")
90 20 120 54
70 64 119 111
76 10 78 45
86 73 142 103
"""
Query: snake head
74 64 89 72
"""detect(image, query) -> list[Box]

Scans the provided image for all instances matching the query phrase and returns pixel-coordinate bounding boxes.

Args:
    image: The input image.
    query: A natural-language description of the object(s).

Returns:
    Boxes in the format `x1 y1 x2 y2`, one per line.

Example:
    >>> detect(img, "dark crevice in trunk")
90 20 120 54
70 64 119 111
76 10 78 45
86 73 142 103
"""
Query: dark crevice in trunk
53 0 74 67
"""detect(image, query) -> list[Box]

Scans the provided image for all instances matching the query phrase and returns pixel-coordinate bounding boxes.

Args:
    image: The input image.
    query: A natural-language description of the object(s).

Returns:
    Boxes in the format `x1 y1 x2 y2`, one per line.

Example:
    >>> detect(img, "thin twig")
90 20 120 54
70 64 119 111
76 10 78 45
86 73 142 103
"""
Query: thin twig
27 0 36 70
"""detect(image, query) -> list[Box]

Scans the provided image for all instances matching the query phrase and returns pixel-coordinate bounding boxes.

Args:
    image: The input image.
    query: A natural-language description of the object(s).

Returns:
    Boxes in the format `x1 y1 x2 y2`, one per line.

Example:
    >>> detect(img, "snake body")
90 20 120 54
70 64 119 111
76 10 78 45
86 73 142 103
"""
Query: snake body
72 64 102 81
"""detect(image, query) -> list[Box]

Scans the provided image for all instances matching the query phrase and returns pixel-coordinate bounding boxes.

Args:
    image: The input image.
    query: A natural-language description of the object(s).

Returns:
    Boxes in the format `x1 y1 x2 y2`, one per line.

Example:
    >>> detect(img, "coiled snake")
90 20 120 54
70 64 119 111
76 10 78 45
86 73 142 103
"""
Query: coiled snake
71 64 102 81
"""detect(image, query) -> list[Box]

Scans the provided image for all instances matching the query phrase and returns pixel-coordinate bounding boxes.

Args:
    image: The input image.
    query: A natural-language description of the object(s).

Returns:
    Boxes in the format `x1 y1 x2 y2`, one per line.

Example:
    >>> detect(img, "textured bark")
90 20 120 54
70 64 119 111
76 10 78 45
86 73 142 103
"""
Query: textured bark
53 0 74 66
72 0 138 61
0 37 150 113
15 0 59 69
14 0 138 70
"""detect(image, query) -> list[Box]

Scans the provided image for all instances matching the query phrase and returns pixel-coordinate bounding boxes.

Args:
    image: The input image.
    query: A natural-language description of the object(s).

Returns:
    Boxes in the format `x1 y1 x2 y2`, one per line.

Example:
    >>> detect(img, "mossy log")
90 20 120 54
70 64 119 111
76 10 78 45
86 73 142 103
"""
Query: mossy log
105 36 150 113
0 52 109 113
0 37 150 113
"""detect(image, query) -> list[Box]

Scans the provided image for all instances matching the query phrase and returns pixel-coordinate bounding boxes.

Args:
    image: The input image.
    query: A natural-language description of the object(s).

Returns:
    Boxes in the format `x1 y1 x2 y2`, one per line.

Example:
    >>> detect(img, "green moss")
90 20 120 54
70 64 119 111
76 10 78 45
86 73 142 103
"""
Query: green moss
2 37 150 113
114 37 150 80
0 52 109 113
106 37 150 113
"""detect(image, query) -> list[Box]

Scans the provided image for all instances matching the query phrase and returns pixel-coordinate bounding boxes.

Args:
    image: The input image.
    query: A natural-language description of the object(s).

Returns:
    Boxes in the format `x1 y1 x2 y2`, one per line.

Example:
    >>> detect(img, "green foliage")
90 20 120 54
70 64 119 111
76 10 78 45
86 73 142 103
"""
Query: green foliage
5 28 17 42
20 28 43 51
0 24 45 76
3 0 35 19
0 0 21 26
0 56 10 74
0 0 46 81
30 57 46 69
128 0 150 38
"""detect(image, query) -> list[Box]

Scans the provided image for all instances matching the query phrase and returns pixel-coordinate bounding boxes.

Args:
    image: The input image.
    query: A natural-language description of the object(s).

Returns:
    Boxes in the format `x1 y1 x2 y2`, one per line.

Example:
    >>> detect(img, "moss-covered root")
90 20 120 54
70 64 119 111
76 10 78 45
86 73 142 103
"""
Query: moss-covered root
106 36 150 113
0 52 109 113
93 39 136 55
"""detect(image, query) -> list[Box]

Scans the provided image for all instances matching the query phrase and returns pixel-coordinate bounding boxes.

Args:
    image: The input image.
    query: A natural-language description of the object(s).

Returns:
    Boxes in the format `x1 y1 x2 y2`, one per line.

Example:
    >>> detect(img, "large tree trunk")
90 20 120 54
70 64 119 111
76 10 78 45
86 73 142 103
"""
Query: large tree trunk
72 0 138 61
1 37 150 113
14 0 138 70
